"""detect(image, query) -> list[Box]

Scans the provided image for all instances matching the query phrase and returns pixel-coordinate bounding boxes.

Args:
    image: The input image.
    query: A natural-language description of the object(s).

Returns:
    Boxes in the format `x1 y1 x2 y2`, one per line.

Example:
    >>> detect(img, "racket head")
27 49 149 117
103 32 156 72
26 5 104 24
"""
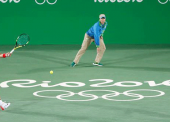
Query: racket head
15 33 30 48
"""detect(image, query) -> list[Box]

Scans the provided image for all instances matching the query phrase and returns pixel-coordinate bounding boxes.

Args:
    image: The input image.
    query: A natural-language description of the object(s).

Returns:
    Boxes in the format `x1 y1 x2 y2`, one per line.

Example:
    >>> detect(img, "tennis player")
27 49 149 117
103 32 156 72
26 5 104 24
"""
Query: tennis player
0 52 11 110
71 14 107 67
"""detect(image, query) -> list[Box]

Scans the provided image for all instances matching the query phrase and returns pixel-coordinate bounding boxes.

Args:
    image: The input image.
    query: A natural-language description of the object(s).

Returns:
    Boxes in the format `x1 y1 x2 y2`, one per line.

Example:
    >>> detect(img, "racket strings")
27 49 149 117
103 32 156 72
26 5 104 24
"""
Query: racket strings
17 35 30 46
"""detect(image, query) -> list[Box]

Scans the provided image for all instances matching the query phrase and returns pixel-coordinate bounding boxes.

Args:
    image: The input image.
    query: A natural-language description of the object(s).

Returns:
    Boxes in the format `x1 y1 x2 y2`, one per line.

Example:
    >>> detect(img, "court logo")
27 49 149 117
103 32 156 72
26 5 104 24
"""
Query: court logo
0 0 20 3
35 0 57 5
94 0 143 3
158 0 169 4
0 79 169 102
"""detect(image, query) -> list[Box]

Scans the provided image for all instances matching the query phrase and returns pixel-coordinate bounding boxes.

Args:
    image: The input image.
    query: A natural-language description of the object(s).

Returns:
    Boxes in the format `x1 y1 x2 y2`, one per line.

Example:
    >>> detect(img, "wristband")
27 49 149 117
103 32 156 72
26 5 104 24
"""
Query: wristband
3 54 6 58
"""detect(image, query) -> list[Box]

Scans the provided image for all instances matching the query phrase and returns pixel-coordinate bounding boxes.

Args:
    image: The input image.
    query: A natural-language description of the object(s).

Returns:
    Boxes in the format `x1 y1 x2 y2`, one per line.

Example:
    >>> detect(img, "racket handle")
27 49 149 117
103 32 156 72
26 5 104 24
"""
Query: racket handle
10 49 15 54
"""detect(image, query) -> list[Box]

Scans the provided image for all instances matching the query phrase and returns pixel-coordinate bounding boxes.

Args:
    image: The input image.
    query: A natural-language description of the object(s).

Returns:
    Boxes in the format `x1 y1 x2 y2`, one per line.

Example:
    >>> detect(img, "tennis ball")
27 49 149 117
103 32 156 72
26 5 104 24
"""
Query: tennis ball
50 70 53 74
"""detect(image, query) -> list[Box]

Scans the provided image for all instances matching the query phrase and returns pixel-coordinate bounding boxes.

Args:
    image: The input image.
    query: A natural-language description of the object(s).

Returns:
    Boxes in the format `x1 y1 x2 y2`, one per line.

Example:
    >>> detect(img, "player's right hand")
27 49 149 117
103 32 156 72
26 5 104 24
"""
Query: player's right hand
6 52 11 57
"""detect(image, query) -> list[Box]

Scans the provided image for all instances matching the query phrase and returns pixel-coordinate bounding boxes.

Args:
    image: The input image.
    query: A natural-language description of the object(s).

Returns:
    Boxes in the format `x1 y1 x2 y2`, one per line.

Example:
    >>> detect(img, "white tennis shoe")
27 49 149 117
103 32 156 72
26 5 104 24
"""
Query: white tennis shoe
0 102 10 110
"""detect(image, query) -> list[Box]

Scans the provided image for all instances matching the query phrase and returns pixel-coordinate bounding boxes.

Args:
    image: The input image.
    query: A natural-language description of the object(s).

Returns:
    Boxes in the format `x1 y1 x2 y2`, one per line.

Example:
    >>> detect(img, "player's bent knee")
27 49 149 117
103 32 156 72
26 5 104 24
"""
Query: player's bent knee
80 48 87 52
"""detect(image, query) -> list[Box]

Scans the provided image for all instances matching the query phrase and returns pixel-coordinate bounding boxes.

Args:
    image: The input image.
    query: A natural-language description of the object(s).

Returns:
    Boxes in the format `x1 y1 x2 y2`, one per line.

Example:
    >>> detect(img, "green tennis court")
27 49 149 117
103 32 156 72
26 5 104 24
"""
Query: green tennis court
1 44 170 122
1 0 170 121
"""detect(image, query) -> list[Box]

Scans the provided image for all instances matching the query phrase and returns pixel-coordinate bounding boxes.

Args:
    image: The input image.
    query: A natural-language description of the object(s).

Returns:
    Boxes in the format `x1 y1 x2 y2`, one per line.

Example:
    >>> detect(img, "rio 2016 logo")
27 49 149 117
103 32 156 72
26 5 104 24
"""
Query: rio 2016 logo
35 0 57 5
158 0 170 4
0 0 20 3
0 79 169 102
0 0 58 5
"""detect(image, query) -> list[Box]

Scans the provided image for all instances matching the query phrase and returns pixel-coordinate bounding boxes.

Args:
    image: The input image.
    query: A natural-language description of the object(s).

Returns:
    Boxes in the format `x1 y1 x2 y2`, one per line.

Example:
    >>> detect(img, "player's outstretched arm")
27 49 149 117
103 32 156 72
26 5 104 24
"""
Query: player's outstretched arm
0 53 11 58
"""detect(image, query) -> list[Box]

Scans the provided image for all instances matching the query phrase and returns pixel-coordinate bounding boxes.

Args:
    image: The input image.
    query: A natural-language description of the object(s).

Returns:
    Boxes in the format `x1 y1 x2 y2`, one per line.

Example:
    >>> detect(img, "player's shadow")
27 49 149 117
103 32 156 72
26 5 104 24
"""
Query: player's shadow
103 50 170 65
15 46 170 71
15 52 72 74
103 66 170 73
16 51 71 66
16 51 92 69
101 50 170 72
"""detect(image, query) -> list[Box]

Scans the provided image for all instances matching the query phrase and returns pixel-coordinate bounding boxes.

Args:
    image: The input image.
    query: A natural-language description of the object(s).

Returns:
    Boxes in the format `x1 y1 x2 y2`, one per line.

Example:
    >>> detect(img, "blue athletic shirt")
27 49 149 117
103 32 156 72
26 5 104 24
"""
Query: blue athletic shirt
86 21 107 47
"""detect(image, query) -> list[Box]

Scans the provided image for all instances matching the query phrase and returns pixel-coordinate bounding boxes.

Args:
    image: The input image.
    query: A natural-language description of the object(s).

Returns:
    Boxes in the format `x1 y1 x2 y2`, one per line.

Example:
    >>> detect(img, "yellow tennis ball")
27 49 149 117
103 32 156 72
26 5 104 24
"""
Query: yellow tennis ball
50 70 53 74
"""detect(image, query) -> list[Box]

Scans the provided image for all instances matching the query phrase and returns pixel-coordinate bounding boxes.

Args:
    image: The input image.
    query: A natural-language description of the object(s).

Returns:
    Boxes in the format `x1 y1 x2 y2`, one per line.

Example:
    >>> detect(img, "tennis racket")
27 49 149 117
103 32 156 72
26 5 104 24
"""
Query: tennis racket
10 33 30 54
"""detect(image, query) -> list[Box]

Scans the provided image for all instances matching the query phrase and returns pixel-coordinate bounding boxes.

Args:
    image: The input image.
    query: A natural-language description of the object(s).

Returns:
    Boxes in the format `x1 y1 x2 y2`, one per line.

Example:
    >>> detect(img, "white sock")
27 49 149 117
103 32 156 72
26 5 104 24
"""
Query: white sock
0 100 3 106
